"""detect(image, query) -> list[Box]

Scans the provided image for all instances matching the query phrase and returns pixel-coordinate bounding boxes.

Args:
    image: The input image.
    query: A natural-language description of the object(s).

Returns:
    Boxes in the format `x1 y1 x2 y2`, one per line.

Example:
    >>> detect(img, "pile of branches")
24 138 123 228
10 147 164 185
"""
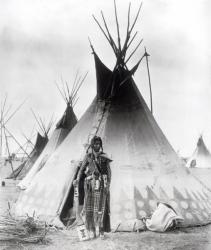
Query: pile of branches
0 214 48 243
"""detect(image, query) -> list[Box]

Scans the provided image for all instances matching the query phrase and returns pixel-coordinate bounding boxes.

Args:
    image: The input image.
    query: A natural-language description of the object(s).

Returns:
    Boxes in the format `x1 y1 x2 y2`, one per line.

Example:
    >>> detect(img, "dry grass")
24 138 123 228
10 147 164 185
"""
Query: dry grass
0 214 48 244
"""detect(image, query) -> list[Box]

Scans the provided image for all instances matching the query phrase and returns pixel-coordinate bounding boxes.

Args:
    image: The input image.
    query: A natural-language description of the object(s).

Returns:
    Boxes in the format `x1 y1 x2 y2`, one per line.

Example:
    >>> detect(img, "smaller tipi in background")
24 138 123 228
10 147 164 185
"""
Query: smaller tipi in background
7 114 53 179
18 73 87 189
186 135 211 169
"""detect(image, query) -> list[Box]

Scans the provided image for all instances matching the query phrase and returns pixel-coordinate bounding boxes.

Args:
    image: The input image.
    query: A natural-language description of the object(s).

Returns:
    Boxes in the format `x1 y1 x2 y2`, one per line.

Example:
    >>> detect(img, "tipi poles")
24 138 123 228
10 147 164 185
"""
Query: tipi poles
3 127 14 174
21 134 33 161
30 109 47 137
121 3 131 56
4 126 30 158
0 97 26 158
15 141 31 161
0 95 8 157
4 100 26 125
144 47 153 114
125 38 143 64
55 71 87 108
93 1 143 68
0 104 3 158
14 127 34 160
22 132 34 148
93 13 118 56
71 72 88 105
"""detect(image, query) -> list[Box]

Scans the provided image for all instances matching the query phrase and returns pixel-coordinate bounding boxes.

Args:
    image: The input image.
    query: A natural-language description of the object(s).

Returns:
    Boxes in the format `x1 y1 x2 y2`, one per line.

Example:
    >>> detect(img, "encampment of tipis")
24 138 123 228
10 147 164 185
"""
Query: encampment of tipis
0 0 211 249
13 0 211 234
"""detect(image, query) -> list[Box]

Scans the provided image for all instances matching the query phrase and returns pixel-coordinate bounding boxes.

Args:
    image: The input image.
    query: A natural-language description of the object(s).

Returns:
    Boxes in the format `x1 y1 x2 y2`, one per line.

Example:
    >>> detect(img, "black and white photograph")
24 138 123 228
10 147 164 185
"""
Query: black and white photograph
0 0 211 249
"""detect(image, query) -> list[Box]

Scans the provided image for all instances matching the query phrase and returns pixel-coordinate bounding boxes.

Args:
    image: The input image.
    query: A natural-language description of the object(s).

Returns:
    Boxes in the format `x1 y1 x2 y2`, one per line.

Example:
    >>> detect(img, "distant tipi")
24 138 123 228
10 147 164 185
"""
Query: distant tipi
7 114 53 180
17 74 86 188
186 135 211 169
15 1 211 230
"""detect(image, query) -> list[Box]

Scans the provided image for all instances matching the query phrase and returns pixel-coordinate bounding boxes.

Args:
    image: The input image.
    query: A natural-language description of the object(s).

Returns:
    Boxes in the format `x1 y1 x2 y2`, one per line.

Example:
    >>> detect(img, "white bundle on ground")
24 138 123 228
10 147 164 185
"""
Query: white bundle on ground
146 202 184 232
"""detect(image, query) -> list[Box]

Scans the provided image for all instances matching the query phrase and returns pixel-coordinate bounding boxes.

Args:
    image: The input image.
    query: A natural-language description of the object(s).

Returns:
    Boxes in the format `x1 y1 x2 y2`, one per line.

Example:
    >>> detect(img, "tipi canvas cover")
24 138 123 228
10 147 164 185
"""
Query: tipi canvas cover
186 136 211 191
8 113 54 180
18 104 77 188
18 75 86 188
7 132 48 180
186 136 211 169
15 3 211 229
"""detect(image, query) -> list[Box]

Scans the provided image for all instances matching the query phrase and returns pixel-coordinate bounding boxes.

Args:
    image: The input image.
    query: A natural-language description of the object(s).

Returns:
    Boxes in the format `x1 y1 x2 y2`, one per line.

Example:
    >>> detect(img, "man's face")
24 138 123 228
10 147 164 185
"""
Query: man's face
93 141 101 152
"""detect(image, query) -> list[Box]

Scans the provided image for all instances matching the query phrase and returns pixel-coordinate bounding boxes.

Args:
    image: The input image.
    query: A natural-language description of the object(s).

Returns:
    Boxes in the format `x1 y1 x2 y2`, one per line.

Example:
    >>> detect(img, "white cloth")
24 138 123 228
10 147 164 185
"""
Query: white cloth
146 202 184 232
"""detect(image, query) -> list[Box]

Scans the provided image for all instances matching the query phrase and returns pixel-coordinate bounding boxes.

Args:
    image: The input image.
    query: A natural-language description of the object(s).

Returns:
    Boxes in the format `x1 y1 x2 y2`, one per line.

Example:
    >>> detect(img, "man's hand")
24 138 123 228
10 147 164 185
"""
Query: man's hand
86 176 93 181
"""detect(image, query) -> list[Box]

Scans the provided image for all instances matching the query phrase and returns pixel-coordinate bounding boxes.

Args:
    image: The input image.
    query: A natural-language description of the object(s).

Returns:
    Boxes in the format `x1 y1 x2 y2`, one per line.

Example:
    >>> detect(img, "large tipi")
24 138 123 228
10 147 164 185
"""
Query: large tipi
186 136 211 169
15 2 211 230
7 115 53 180
17 75 86 189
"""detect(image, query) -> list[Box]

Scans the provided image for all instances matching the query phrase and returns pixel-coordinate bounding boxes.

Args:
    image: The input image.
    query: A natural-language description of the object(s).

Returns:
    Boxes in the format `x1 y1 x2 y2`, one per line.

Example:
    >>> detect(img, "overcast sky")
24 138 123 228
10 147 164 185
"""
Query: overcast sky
0 0 210 157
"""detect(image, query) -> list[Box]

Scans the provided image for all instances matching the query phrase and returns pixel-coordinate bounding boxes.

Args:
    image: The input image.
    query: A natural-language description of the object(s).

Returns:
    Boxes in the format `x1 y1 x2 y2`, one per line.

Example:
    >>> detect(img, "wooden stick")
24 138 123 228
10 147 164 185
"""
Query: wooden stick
65 81 71 103
129 2 143 35
88 37 95 53
55 81 66 103
22 133 34 147
5 128 32 158
93 14 112 47
20 137 31 161
3 127 14 174
121 2 131 55
38 116 47 136
30 109 44 135
1 94 8 119
20 125 35 159
60 76 69 103
4 99 26 125
100 11 118 55
125 38 143 63
71 75 82 103
126 31 138 51
71 72 88 105
47 113 55 134
145 47 153 114
70 70 80 104
0 96 6 157
114 0 121 50
2 104 12 122
15 141 28 154
72 97 79 109
119 53 146 87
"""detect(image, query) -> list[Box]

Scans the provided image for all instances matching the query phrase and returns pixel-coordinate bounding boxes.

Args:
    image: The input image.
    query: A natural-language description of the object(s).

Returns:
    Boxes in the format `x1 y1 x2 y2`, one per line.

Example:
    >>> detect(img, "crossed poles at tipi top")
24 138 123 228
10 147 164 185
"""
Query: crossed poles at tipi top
0 94 28 174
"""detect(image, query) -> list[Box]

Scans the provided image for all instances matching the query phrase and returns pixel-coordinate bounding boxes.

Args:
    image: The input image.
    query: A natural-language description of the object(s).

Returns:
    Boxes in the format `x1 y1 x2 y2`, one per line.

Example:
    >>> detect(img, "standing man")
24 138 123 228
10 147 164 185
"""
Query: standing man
75 136 112 239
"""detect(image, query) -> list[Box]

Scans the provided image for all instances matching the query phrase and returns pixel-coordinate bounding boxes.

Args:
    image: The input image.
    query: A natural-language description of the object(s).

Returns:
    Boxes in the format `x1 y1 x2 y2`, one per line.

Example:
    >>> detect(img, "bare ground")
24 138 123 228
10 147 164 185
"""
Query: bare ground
0 179 211 250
